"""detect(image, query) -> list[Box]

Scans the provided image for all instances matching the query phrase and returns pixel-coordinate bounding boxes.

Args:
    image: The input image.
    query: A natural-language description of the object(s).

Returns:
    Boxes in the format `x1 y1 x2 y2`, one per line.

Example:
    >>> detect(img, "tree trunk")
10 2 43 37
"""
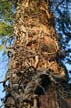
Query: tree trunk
4 0 71 108
39 85 67 108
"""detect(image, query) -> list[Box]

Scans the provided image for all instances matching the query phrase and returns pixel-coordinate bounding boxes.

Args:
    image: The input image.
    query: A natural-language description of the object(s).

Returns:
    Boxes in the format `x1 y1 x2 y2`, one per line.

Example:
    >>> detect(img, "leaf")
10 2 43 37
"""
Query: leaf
0 22 13 36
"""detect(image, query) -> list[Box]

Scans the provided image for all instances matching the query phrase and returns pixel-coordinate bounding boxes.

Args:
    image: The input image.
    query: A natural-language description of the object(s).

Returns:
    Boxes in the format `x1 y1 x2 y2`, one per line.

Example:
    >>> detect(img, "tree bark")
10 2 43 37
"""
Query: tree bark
4 0 71 108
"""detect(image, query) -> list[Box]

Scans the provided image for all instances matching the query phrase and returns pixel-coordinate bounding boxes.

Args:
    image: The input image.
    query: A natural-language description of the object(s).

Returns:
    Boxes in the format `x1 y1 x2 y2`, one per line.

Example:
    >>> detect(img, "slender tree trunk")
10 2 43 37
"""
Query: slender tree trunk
4 0 71 108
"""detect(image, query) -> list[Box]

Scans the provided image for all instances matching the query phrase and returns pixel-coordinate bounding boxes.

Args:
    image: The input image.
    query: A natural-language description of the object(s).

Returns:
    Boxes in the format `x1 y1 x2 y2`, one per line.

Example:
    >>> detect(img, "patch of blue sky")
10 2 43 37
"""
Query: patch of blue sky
6 36 14 47
0 38 9 106
12 4 16 14
0 53 9 106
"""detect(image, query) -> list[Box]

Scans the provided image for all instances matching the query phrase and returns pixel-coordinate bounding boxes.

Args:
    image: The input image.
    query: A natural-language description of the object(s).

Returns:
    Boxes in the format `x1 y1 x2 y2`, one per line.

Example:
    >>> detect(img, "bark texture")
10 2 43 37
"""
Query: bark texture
4 0 71 108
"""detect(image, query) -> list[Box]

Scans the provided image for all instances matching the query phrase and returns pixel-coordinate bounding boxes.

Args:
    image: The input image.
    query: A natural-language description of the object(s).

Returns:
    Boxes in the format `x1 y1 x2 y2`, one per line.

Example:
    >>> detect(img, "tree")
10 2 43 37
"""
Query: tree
1 0 71 108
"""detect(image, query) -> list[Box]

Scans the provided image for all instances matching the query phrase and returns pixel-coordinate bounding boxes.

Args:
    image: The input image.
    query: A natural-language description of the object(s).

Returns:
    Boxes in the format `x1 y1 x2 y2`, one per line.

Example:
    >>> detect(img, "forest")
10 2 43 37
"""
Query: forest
0 0 71 108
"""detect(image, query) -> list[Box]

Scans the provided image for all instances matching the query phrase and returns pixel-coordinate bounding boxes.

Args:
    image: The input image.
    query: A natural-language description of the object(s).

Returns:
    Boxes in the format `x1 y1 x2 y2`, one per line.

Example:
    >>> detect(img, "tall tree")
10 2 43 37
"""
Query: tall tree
2 0 71 108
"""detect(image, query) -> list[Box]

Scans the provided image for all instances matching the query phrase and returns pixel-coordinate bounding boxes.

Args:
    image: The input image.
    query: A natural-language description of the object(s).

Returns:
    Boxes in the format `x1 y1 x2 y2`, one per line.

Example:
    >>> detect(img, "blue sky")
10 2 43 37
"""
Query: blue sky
0 38 9 106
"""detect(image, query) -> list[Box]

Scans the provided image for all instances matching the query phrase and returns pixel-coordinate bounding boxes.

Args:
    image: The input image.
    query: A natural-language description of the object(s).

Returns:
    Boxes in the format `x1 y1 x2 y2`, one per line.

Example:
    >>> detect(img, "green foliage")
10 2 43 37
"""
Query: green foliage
0 22 13 36
0 0 15 37
0 45 4 51
0 0 16 53
0 0 13 21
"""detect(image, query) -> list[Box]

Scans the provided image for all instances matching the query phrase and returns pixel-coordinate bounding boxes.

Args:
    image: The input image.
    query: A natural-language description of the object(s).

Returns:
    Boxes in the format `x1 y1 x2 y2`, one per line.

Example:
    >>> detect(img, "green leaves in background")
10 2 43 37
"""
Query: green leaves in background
0 0 15 37
0 0 15 52
0 22 13 36
0 0 13 21
0 45 4 51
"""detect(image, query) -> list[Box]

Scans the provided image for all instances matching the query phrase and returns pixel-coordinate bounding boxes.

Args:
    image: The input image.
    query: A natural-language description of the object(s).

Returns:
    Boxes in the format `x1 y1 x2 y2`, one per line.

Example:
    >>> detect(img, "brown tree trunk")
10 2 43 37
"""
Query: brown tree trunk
39 85 67 108
4 0 71 108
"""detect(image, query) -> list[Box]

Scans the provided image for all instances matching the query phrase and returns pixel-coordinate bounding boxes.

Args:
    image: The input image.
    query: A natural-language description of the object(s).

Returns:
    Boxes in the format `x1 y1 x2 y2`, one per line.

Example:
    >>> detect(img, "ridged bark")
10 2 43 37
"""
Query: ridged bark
4 0 71 108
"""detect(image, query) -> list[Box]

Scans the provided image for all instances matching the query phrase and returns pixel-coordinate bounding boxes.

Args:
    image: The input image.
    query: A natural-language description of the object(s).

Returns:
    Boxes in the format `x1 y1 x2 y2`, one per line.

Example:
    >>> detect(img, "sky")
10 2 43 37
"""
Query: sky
0 38 9 106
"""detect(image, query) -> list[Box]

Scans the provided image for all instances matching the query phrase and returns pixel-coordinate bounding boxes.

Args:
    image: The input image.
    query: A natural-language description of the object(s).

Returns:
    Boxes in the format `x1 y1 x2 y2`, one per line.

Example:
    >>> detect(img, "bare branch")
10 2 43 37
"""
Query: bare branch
55 0 65 10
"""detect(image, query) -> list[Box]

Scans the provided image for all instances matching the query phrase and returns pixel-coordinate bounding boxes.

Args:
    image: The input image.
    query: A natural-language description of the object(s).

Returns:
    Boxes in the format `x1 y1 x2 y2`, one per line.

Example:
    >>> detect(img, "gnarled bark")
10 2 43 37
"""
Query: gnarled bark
4 0 71 108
